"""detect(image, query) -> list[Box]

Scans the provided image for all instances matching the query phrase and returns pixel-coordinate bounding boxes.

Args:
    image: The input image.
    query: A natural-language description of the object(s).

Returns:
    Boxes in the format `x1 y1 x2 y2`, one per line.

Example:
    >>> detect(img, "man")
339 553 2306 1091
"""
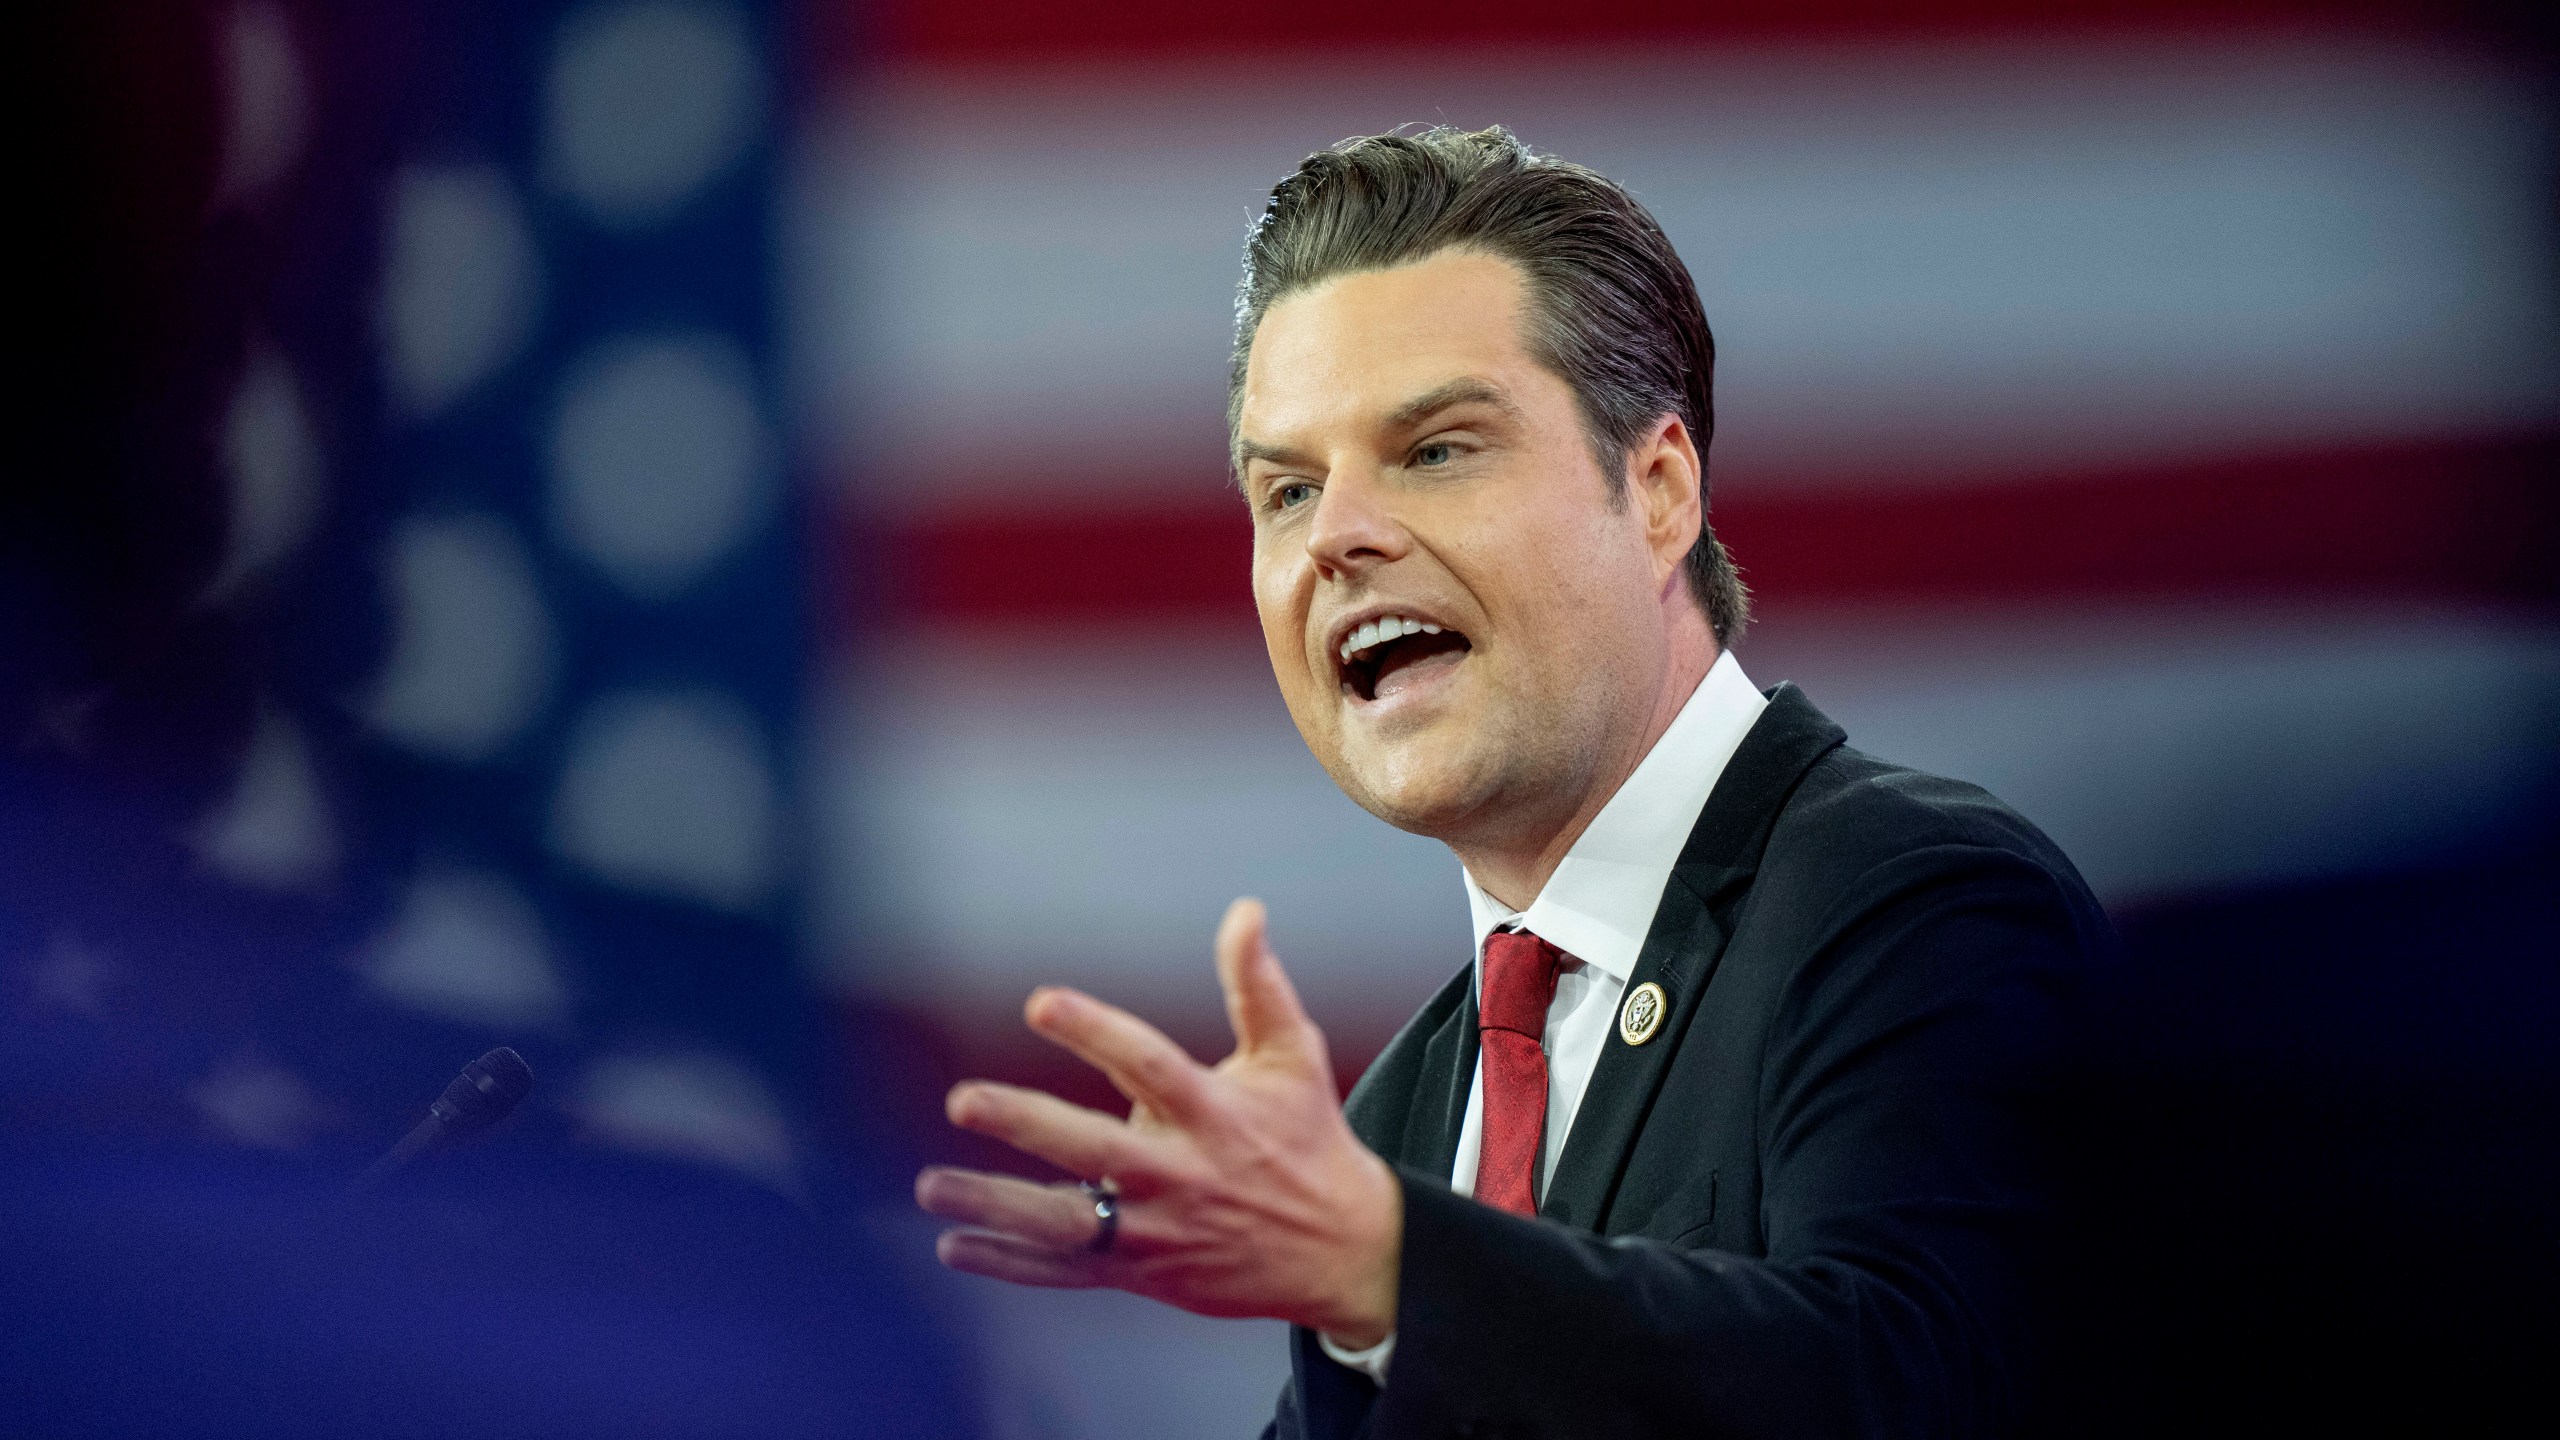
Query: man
914 127 2113 1438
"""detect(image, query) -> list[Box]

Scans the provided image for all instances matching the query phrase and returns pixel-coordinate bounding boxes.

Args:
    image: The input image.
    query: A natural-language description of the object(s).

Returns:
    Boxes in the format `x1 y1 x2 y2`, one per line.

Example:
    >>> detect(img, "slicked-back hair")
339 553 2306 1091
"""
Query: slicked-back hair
1230 125 1749 644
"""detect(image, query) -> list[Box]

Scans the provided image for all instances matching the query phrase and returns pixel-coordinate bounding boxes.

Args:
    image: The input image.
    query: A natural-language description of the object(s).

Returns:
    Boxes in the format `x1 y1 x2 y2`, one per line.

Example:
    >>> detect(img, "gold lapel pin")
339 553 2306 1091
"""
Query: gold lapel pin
1619 981 1668 1046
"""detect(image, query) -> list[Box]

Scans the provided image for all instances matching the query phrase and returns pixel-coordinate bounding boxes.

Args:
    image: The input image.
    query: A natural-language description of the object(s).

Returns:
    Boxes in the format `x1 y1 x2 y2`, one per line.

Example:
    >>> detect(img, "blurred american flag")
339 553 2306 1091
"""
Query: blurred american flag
8 0 825 1223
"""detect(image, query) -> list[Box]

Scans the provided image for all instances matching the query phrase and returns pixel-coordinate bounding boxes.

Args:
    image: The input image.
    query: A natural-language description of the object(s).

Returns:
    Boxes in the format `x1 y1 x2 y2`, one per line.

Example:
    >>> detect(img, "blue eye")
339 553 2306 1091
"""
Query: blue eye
1274 481 1315 509
1416 443 1452 466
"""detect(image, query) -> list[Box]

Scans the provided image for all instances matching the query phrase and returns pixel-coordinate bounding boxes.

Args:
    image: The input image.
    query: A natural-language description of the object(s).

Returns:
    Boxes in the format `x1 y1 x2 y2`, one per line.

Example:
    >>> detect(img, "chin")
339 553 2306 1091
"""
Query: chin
1333 741 1502 841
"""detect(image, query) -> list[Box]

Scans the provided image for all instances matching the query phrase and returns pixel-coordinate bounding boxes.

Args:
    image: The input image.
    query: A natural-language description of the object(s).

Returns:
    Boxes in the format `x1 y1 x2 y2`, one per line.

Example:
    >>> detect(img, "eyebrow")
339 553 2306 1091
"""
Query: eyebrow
1384 377 1525 433
1235 438 1313 469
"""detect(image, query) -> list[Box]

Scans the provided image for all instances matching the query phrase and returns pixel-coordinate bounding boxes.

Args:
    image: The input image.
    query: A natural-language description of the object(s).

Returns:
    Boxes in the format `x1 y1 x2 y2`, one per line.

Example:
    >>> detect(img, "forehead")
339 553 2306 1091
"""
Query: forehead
1239 251 1543 440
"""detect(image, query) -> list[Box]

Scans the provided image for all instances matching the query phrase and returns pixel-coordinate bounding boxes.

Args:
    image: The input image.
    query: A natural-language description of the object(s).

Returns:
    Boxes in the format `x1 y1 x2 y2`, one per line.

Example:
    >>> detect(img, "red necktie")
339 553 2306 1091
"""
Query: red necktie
1477 930 1565 1217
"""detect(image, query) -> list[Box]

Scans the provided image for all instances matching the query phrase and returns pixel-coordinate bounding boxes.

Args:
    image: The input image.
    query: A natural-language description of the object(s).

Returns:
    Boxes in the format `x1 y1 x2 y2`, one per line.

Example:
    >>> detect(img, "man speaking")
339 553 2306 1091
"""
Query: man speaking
915 126 2113 1438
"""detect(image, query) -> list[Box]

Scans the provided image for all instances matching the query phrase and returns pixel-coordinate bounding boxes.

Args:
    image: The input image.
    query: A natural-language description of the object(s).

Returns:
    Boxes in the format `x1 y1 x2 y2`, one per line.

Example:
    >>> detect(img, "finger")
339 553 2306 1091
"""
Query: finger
914 1166 1106 1252
1216 897 1322 1063
934 1227 1104 1289
1023 985 1211 1123
944 1080 1162 1183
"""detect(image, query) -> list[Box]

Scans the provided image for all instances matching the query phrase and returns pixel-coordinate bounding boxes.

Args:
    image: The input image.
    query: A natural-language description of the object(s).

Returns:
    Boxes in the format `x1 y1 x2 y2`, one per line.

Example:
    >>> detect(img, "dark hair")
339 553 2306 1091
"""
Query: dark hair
1230 125 1749 644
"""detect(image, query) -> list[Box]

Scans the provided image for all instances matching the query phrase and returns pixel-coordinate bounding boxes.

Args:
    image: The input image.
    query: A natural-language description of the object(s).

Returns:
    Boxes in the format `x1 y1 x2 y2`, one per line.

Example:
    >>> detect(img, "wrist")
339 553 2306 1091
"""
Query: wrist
1312 1150 1402 1346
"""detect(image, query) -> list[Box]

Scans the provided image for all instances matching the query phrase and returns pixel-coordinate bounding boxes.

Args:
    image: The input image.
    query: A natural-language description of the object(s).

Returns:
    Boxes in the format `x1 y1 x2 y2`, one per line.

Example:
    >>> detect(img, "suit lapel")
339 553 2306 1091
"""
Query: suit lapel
1405 981 1479 1180
1540 683 1848 1232
1342 962 1476 1175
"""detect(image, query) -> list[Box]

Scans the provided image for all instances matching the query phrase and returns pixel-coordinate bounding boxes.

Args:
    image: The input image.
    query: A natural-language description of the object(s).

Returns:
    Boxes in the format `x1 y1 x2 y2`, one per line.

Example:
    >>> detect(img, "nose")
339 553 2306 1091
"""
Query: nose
1304 471 1410 581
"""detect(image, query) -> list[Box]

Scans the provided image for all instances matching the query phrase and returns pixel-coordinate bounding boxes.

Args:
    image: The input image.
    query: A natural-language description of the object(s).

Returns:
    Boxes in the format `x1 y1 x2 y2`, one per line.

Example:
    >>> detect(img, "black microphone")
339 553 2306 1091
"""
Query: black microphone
352 1047 535 1193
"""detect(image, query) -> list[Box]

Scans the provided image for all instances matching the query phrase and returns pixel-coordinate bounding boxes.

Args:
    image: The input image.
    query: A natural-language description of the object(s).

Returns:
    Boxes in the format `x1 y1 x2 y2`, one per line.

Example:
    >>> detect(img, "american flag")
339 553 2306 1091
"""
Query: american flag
6 3 967 1433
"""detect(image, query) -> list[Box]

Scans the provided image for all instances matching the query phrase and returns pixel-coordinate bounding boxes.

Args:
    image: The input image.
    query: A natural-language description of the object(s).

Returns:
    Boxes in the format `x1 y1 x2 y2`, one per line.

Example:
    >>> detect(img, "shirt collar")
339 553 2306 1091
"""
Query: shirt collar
1462 649 1768 984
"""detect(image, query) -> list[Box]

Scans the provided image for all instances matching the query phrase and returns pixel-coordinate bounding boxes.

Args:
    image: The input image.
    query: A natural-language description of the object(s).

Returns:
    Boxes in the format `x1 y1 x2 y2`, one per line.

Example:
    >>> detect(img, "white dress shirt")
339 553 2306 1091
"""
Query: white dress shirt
1321 650 1768 1382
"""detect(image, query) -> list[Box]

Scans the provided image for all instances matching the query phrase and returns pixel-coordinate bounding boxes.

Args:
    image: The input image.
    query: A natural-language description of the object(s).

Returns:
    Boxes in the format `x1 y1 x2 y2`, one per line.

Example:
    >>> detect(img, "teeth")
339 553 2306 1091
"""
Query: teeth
1339 613 1449 664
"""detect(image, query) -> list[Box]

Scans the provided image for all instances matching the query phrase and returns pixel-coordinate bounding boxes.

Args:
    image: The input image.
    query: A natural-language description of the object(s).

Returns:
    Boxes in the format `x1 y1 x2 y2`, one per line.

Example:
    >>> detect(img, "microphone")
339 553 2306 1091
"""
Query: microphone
352 1046 535 1193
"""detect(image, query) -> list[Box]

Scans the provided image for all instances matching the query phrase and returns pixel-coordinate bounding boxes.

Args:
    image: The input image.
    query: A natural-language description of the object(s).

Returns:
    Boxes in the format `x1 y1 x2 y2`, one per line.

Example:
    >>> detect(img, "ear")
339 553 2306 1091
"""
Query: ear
1625 413 1704 591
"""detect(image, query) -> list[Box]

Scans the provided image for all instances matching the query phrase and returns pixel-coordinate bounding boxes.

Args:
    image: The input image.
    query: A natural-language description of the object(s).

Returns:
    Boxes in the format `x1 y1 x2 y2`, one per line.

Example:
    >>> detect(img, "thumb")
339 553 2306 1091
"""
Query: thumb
1216 897 1321 1064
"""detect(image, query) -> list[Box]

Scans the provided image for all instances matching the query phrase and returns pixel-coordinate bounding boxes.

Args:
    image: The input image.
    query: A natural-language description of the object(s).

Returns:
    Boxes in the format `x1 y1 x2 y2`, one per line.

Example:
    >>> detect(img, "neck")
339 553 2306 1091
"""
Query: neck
1457 620 1719 912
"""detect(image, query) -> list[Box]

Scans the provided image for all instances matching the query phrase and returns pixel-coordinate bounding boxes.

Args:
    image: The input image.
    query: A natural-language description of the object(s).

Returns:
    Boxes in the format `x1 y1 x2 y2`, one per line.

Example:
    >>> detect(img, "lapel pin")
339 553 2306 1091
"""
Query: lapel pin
1619 981 1668 1046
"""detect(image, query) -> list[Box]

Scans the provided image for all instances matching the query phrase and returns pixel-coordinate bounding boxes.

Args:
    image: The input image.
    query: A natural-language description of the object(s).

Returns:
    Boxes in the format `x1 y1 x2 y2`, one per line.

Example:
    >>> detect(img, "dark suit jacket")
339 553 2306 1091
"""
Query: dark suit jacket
1267 684 2115 1440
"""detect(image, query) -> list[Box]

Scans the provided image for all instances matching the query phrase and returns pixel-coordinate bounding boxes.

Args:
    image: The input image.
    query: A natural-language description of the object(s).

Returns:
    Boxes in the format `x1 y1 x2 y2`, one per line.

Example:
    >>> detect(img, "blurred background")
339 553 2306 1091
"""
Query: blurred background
7 1 2556 1437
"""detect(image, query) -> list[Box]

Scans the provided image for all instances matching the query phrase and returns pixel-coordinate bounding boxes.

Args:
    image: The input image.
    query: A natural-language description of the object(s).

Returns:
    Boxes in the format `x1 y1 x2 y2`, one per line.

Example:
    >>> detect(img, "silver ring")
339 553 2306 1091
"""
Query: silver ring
1079 1180 1119 1255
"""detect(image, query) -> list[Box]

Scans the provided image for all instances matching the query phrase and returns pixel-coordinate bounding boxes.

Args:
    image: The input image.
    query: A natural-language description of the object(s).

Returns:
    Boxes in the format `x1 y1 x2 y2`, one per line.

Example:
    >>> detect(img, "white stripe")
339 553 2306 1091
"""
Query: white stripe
789 36 2559 505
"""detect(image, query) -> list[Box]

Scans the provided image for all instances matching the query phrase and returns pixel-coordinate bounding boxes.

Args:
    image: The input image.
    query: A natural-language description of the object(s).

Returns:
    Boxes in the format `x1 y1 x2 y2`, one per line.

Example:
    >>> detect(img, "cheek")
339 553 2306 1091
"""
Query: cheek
1249 551 1289 639
1434 476 1606 605
1507 484 1650 598
1449 535 1578 659
1252 562 1323 701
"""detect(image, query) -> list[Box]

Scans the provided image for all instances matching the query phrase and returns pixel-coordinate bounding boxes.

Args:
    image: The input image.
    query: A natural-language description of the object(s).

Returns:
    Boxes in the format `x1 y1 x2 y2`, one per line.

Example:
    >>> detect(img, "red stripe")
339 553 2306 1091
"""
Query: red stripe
841 1 2448 66
1729 439 2560 608
837 437 2560 632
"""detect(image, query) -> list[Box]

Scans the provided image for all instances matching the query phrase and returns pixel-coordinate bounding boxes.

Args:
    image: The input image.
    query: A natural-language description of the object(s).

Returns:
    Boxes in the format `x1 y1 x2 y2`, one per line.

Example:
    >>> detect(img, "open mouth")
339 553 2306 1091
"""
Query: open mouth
1336 613 1472 704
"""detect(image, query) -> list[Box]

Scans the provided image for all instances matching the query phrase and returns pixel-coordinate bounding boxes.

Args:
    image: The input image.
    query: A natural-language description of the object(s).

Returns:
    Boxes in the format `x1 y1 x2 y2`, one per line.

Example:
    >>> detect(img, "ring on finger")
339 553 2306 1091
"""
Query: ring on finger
1078 1179 1119 1255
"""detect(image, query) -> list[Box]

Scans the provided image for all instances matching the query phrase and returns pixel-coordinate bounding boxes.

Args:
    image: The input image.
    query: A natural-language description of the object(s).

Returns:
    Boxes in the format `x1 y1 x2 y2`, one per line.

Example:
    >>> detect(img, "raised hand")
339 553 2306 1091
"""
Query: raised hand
915 898 1402 1344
